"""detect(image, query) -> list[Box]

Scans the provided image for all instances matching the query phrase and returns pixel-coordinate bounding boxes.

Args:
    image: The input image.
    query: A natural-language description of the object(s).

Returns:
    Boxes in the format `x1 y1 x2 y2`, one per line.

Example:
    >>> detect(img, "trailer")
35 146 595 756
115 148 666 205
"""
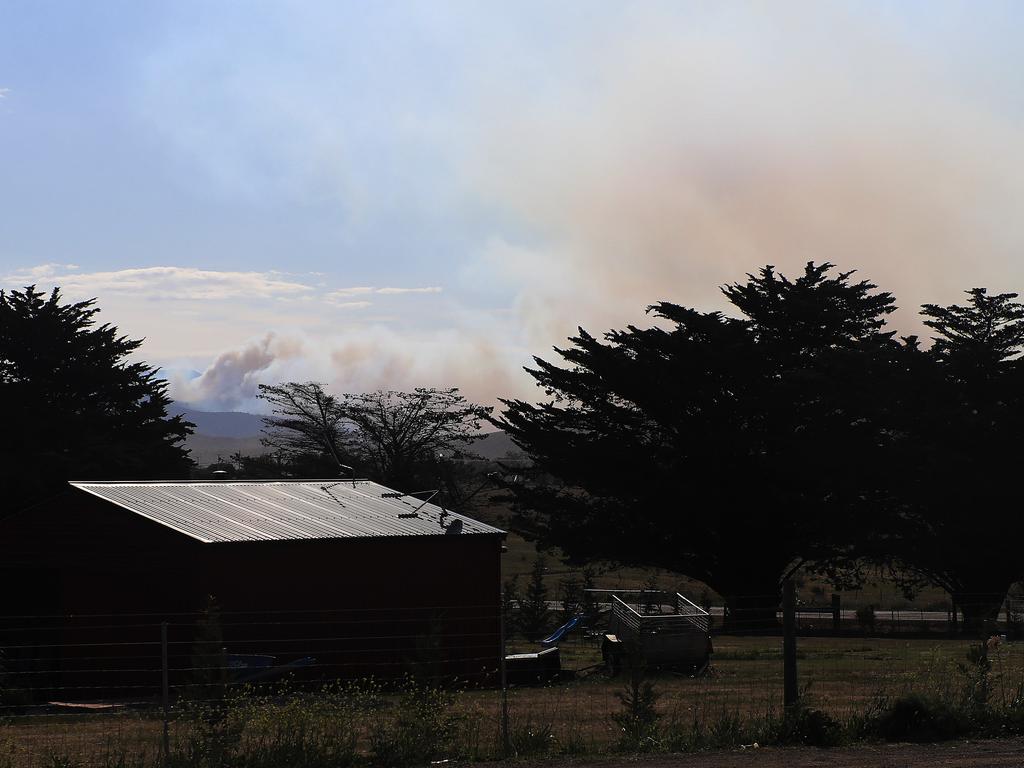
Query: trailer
598 590 712 675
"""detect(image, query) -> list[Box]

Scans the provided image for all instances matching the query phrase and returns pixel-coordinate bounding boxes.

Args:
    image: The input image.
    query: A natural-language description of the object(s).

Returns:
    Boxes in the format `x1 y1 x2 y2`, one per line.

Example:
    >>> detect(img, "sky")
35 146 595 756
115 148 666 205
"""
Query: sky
3 1 1024 411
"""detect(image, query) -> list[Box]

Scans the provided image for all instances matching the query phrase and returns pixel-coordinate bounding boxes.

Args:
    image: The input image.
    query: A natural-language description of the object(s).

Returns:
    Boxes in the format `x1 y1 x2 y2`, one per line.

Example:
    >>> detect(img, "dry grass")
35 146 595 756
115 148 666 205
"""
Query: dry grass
4 635 1023 766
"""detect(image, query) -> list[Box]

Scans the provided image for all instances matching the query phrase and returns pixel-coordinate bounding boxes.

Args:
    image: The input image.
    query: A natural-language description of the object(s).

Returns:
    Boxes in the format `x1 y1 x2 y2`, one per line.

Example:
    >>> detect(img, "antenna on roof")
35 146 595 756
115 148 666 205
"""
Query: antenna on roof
381 488 444 521
338 463 356 487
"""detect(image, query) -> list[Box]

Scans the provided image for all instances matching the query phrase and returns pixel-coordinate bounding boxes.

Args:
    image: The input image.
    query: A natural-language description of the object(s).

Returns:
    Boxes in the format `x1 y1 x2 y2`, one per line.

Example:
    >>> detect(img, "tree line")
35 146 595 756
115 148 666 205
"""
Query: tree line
231 383 492 508
5 265 1023 637
497 262 1024 633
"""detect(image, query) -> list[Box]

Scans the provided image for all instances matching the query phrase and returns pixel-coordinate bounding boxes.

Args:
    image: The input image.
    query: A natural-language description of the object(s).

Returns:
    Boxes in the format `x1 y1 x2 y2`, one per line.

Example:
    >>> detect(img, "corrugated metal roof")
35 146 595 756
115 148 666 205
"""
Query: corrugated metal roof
69 480 504 544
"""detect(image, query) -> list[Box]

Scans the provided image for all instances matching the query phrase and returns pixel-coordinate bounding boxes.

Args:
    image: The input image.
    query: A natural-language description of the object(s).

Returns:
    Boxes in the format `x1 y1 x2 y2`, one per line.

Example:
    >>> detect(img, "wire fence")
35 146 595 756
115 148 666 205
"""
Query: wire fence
1 595 1023 766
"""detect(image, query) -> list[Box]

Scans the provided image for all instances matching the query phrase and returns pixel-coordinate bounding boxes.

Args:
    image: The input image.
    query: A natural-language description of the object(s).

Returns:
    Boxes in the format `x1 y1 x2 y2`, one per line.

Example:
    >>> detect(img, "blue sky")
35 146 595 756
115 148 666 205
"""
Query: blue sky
3 2 1024 409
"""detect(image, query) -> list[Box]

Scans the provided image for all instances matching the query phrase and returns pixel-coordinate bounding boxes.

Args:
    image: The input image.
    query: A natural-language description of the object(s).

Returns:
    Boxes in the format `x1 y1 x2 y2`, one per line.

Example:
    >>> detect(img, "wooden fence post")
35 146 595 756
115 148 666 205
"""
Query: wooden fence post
831 593 841 634
783 580 798 707
499 589 510 757
161 621 170 768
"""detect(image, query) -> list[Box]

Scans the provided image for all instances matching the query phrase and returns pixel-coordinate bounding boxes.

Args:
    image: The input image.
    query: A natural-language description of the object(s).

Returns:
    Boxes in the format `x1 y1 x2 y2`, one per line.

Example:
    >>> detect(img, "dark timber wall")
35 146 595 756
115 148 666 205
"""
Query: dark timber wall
0 490 503 699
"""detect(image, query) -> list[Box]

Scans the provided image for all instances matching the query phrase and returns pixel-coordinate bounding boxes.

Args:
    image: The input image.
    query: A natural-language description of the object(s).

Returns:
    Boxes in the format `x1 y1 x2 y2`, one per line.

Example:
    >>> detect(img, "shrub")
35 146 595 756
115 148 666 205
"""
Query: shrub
774 703 843 747
855 604 876 634
229 686 364 768
519 556 551 641
369 678 459 766
870 694 971 742
959 640 995 716
100 746 150 768
169 700 244 768
510 717 555 756
1001 701 1024 736
611 664 661 751
168 681 372 768
705 711 748 749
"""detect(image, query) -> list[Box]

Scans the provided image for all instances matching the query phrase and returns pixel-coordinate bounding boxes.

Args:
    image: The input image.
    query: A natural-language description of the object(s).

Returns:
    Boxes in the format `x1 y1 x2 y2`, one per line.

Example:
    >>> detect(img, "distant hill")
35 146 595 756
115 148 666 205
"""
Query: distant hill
170 402 522 466
469 430 521 460
169 403 266 438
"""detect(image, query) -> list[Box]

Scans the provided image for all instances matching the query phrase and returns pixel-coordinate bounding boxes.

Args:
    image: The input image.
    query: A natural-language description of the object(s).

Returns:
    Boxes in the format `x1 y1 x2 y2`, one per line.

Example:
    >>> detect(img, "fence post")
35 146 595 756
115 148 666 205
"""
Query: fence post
831 593 841 634
783 580 798 707
499 589 510 757
161 621 170 768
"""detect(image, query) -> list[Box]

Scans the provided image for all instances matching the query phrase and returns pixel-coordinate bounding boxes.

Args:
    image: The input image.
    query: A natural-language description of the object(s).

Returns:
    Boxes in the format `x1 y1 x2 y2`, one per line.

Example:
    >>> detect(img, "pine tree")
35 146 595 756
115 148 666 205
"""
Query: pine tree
519 556 551 641
502 574 521 636
498 262 900 630
894 289 1024 631
0 286 192 517
559 573 583 622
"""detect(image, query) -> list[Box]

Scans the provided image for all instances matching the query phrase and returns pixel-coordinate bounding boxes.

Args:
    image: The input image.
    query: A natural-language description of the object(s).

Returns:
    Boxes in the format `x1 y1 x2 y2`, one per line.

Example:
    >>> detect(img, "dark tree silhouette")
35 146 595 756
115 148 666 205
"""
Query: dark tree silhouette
0 286 192 517
894 289 1024 631
519 555 551 641
227 450 341 480
497 263 899 630
341 388 491 490
258 382 352 465
258 384 491 491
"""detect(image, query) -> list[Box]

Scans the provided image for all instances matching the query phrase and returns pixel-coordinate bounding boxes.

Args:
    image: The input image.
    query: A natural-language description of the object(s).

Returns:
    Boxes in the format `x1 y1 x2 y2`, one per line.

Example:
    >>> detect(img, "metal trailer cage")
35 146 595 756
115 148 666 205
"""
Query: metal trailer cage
597 590 712 674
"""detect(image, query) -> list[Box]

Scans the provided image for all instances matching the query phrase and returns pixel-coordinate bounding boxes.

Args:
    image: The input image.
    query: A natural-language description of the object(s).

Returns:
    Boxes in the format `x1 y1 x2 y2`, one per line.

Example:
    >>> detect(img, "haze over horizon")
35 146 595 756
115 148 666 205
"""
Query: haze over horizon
3 2 1024 411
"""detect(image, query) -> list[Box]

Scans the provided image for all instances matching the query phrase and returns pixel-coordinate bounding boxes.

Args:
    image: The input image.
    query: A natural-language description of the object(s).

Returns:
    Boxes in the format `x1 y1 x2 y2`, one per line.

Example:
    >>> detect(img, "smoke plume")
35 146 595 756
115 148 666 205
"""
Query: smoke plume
464 4 1024 347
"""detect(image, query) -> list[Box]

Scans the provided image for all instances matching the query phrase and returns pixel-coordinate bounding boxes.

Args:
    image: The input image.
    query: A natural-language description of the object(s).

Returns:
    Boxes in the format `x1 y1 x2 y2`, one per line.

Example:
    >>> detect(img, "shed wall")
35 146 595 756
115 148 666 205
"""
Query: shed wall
0 492 502 698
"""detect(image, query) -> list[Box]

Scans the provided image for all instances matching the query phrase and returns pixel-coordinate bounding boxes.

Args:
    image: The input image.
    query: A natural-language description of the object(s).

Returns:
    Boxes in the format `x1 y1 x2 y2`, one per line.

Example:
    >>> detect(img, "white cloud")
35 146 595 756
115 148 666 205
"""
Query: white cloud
326 287 375 299
0 88 10 100
4 263 79 282
2 265 515 403
325 300 373 310
326 286 443 300
375 286 442 295
2 265 313 301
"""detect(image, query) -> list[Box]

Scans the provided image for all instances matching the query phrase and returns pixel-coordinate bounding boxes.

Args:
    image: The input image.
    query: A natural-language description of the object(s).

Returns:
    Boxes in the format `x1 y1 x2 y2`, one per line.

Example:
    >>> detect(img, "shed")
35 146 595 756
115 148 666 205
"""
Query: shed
0 480 505 698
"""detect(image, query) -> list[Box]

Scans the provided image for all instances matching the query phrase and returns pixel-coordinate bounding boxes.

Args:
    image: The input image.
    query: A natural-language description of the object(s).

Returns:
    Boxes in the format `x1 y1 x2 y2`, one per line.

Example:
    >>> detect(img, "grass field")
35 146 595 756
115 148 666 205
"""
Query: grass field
4 635 1022 766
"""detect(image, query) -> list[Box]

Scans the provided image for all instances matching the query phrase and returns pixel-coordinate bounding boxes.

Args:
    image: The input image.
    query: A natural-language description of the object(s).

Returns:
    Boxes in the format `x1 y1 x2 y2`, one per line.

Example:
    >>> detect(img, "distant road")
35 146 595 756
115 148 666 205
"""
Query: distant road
544 601 1009 625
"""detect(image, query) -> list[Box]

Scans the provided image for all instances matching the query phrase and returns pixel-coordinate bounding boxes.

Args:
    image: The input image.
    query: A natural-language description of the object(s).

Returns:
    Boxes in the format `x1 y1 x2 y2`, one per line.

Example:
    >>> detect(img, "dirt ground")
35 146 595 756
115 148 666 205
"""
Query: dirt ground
531 739 1024 767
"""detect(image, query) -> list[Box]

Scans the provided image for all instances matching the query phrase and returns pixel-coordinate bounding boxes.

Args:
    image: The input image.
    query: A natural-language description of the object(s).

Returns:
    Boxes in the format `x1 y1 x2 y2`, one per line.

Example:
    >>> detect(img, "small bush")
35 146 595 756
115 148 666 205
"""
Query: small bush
611 664 661 751
706 711 748 749
509 718 555 756
774 703 843 747
100 746 150 768
168 681 372 768
855 604 876 634
229 687 363 768
870 694 971 742
369 678 459 766
1000 705 1024 736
